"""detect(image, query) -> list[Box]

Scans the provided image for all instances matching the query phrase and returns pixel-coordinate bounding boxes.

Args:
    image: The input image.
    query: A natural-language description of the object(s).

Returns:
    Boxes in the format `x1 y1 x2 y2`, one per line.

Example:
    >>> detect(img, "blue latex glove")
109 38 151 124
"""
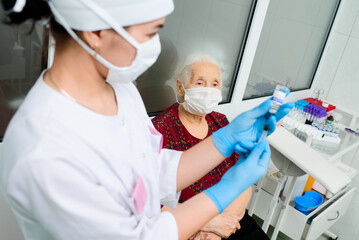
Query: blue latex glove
204 141 271 213
212 99 294 157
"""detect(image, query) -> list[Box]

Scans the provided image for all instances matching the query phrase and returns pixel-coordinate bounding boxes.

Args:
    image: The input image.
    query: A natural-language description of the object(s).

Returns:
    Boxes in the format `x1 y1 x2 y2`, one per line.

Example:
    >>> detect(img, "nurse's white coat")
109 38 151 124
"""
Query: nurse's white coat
0 71 182 240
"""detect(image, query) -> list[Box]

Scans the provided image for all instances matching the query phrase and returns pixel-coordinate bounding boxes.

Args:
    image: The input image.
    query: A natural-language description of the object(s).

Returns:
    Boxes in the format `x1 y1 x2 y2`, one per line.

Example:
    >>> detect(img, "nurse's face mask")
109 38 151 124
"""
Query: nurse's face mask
48 0 161 84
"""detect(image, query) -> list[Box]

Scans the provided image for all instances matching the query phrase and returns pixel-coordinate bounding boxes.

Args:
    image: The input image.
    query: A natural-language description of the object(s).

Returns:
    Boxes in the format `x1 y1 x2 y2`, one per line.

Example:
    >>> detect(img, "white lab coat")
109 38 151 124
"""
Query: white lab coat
0 71 182 240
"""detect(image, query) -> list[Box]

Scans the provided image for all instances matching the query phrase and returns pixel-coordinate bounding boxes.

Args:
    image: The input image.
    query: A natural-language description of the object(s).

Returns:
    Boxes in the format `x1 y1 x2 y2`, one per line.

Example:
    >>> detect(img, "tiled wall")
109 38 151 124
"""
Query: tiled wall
316 0 359 113
315 0 359 238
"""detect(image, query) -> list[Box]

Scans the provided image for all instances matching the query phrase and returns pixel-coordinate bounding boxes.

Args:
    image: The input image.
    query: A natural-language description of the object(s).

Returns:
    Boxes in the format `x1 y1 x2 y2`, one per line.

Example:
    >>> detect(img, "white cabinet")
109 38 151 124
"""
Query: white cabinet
251 177 355 240
305 187 355 240
248 101 359 239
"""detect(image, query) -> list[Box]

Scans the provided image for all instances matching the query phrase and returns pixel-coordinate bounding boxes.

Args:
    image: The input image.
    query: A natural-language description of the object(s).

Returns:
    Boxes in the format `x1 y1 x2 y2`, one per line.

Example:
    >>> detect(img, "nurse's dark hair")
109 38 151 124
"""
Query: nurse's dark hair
1 0 70 45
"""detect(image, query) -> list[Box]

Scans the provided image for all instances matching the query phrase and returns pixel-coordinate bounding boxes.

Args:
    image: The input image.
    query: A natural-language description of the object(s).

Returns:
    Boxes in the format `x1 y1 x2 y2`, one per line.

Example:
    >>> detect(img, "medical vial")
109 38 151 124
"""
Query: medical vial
258 84 289 143
269 85 289 114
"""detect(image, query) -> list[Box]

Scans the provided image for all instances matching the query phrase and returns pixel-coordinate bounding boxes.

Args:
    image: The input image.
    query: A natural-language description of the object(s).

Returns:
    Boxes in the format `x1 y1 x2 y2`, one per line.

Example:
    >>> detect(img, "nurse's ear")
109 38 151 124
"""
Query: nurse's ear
176 78 185 103
81 31 103 52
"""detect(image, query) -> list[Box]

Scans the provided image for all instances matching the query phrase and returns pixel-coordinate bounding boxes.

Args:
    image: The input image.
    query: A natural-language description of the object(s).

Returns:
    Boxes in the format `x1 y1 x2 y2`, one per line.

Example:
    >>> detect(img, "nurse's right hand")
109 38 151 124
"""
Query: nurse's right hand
212 99 293 157
203 141 270 213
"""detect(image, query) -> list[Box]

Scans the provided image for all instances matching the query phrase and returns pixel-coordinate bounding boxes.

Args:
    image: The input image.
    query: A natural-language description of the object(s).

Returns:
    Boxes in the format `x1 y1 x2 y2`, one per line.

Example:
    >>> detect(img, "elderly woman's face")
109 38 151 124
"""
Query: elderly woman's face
185 61 221 90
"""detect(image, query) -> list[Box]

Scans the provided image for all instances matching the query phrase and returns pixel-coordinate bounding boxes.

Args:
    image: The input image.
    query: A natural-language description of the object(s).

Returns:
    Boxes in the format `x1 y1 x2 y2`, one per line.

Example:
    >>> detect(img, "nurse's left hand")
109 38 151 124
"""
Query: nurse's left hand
204 141 271 213
212 99 294 157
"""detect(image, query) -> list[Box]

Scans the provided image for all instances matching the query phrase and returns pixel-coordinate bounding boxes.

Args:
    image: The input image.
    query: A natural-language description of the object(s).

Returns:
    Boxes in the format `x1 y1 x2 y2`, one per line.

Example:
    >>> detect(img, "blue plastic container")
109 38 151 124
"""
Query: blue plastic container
294 191 324 215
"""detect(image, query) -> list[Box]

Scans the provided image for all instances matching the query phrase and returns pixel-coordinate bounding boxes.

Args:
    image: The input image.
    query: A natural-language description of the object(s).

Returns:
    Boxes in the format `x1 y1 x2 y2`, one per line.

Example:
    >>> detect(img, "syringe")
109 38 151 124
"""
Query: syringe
258 85 289 143
258 122 270 142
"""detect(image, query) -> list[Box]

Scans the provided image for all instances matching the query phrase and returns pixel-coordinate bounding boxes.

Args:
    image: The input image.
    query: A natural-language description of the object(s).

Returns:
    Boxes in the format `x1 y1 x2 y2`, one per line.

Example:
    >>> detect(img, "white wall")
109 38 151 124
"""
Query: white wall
314 0 359 113
313 0 359 238
315 0 359 168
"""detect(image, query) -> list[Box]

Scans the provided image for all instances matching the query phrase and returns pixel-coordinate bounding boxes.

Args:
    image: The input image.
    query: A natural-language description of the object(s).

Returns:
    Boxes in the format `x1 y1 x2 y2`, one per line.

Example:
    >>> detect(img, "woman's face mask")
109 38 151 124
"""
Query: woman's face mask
180 82 222 116
49 0 161 84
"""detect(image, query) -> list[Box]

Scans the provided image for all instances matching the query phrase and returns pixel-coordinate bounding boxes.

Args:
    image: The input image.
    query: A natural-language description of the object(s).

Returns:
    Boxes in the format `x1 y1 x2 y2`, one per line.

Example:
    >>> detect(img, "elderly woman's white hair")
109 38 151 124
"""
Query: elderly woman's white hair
177 54 222 85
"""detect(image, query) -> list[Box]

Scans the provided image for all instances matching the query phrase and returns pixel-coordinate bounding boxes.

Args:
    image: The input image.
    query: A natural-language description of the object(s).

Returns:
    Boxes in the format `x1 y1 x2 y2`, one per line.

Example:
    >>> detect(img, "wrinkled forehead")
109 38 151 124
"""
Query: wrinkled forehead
189 61 221 82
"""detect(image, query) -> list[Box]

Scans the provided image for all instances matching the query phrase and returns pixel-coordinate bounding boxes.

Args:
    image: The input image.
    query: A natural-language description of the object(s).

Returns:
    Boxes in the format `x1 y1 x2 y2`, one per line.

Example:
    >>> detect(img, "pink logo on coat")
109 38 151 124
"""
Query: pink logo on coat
148 126 163 153
131 176 147 214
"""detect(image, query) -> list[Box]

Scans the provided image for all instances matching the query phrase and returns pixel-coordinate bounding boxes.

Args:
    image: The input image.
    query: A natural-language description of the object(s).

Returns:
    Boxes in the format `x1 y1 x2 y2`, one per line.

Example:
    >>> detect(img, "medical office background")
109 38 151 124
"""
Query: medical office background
0 0 358 239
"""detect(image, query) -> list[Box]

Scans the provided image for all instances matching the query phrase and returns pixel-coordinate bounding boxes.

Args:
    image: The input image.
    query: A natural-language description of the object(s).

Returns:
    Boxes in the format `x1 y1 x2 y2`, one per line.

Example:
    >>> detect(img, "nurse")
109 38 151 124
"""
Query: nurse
0 1 293 240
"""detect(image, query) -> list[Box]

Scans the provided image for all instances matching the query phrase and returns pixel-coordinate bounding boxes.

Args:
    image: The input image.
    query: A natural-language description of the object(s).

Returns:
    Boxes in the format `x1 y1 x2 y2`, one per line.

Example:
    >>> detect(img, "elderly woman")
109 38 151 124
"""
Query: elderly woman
152 56 269 240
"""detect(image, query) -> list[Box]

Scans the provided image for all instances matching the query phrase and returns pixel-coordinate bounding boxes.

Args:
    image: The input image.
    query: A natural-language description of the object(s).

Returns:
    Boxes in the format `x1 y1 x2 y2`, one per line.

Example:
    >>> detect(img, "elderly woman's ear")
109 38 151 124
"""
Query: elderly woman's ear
177 78 185 102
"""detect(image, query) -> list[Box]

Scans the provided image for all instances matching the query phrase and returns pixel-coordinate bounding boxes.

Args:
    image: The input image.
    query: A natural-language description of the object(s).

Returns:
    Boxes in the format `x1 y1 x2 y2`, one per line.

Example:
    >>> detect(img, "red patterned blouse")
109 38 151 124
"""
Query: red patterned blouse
152 103 239 202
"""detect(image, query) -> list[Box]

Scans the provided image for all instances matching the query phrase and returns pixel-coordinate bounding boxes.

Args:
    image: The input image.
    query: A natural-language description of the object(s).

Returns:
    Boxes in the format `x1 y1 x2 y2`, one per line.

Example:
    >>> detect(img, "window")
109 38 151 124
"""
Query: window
243 0 341 100
136 0 256 115
0 18 49 141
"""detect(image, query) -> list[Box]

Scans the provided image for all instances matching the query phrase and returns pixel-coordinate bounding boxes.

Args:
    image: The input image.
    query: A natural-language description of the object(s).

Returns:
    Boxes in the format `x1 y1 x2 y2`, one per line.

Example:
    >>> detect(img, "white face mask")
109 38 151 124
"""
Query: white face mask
180 84 222 116
105 34 161 83
48 0 161 84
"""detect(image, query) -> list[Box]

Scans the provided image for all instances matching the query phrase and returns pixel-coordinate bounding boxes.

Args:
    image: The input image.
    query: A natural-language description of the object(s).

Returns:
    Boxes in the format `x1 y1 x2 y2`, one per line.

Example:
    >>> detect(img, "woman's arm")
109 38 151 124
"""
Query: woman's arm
162 188 251 239
177 136 224 191
192 231 222 240
162 189 251 240
199 187 251 238
169 192 220 240
224 186 252 218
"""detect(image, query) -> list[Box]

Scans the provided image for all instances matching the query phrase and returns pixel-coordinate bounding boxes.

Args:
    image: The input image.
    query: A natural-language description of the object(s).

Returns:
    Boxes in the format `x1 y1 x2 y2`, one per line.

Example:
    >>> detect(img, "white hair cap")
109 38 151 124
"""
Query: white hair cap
49 0 174 31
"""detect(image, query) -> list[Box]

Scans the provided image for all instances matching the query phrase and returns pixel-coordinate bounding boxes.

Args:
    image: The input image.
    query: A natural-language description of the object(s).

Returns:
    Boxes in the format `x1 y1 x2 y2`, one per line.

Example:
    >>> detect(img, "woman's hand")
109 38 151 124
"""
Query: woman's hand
200 212 241 238
191 231 222 240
